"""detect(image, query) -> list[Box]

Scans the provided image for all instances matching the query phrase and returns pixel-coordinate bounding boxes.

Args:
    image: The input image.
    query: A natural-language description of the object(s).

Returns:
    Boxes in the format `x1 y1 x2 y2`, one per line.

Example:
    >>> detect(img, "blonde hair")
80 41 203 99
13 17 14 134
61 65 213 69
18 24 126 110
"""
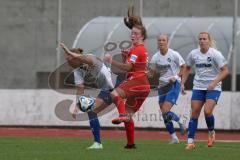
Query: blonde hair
157 34 169 41
199 32 217 49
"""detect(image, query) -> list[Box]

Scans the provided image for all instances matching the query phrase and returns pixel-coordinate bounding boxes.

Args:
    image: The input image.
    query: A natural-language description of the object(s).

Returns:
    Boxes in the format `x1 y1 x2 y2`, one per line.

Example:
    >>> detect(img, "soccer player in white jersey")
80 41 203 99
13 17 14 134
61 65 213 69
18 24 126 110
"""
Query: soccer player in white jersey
149 34 187 144
182 32 229 150
60 43 115 149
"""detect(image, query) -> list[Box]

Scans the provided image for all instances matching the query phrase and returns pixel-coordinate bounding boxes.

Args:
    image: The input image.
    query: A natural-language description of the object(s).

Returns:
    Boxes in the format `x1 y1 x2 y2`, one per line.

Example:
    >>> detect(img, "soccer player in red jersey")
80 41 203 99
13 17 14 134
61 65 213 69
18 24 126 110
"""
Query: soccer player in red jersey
104 24 150 148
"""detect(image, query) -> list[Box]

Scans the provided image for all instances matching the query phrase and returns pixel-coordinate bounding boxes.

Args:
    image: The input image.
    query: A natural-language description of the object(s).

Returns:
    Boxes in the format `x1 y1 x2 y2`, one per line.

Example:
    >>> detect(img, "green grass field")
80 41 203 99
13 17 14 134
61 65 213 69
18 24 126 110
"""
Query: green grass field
0 136 240 160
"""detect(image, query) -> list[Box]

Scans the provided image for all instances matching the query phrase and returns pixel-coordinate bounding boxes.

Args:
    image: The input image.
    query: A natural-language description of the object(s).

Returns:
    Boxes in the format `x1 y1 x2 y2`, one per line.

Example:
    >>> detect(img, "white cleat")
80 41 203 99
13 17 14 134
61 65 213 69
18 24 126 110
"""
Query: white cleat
169 138 179 144
178 119 186 135
179 123 186 135
87 142 103 149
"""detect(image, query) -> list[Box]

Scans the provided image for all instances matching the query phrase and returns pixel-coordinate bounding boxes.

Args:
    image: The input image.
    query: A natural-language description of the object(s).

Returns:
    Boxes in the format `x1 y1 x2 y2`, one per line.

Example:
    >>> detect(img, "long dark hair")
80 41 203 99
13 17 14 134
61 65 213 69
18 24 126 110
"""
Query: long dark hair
133 24 147 41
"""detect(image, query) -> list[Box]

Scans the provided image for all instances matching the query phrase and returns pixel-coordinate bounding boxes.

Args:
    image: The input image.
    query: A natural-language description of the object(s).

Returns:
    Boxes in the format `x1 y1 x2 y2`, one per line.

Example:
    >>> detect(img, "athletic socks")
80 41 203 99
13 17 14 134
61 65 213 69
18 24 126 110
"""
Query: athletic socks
187 118 198 140
163 111 180 122
205 115 215 132
124 119 135 145
164 120 175 134
113 96 126 115
88 111 101 144
162 111 181 135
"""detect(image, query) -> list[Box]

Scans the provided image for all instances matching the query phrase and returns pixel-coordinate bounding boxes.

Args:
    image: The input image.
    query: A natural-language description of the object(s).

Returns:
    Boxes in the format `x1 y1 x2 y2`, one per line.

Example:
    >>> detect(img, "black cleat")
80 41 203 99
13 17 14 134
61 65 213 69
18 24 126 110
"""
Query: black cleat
124 144 136 149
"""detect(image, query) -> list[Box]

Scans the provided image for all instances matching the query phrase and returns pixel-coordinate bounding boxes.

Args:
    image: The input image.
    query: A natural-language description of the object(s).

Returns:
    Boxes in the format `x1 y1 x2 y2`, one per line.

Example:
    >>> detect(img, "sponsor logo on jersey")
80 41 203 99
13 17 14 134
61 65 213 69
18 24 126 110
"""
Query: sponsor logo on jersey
195 63 212 68
130 54 138 62
156 64 171 70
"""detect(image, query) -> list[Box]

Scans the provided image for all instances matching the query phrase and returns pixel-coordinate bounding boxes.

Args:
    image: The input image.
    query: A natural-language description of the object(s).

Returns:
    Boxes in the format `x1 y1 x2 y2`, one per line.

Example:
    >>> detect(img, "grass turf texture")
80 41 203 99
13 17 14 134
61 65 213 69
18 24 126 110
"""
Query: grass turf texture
0 137 240 160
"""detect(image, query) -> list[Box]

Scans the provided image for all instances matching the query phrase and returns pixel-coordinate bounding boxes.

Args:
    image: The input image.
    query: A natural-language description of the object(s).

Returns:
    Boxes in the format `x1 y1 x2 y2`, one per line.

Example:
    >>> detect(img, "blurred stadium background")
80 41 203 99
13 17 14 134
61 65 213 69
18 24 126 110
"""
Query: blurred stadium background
0 0 240 137
0 0 240 159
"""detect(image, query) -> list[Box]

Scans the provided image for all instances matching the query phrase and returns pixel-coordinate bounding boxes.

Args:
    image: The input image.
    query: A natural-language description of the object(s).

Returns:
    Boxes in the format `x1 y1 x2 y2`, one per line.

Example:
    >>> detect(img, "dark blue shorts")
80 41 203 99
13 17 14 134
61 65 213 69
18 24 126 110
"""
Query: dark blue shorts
158 81 180 105
191 89 221 103
97 75 125 105
97 90 112 105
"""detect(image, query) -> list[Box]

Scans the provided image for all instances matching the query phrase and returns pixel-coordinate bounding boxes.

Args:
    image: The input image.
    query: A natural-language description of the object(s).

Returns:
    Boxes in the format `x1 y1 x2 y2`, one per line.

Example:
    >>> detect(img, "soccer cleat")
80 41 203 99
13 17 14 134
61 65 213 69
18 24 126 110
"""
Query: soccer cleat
185 143 196 150
112 115 130 125
207 131 216 147
87 142 103 149
124 144 136 149
169 138 179 144
178 122 186 135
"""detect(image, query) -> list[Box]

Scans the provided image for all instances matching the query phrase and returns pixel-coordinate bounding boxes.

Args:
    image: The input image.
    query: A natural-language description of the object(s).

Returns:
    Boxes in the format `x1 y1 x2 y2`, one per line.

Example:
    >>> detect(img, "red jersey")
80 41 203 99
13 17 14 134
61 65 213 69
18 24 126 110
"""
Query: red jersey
127 44 148 78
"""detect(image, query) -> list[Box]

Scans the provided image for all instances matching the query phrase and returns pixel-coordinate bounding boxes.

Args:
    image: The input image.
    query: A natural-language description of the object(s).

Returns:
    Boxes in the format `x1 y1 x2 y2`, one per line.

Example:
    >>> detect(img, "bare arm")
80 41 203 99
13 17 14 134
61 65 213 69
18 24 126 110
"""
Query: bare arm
146 68 157 78
111 60 132 71
60 42 94 65
104 53 132 72
208 64 229 90
179 65 191 94
179 64 188 85
180 65 191 85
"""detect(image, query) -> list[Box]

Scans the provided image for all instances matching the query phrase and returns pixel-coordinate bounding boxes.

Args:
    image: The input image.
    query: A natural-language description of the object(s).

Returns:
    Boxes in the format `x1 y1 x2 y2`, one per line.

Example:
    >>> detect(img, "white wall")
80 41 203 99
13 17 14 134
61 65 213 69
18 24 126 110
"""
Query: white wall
0 89 239 129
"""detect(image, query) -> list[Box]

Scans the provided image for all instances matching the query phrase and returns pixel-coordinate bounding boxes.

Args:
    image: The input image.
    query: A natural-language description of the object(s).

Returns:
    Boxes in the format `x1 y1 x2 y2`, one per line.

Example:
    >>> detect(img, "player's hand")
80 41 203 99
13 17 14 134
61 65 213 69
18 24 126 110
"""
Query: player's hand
121 49 128 62
72 106 79 119
121 49 129 56
169 76 177 84
60 42 71 58
60 42 79 58
60 42 69 52
104 53 112 63
181 83 186 95
207 81 217 90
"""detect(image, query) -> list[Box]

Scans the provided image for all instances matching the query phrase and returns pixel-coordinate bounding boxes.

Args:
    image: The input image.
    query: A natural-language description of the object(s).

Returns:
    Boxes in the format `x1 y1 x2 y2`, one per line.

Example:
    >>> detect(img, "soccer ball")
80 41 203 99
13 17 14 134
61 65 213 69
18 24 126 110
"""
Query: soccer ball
77 95 95 112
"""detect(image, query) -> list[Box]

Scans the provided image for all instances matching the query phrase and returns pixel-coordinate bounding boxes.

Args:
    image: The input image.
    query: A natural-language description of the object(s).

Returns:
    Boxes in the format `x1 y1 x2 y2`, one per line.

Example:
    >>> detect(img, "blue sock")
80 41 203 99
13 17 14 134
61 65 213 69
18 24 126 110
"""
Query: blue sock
165 111 180 122
164 120 175 134
162 113 175 134
87 111 101 144
188 118 198 139
205 115 215 132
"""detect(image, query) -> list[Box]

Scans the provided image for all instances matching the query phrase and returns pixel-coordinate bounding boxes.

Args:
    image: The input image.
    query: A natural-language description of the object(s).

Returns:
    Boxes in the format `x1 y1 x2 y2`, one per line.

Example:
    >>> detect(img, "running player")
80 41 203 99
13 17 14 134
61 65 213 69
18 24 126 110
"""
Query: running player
149 34 187 144
182 32 229 150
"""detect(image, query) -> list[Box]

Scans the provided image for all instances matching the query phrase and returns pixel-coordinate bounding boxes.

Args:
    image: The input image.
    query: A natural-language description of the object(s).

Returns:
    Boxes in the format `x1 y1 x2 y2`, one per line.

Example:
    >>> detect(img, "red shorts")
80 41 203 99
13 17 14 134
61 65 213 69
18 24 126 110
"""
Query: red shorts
126 96 149 112
118 75 150 112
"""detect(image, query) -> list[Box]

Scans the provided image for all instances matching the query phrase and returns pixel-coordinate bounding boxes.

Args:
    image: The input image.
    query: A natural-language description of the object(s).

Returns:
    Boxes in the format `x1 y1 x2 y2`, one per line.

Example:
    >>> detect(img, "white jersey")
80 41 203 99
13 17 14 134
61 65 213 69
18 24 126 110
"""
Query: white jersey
186 47 227 91
74 54 114 90
150 48 185 83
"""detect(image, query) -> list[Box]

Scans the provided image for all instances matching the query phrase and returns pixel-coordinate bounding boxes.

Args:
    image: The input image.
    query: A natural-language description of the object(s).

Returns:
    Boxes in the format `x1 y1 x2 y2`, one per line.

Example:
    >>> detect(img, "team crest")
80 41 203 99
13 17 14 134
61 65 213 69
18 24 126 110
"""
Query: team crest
207 57 212 62
167 58 171 63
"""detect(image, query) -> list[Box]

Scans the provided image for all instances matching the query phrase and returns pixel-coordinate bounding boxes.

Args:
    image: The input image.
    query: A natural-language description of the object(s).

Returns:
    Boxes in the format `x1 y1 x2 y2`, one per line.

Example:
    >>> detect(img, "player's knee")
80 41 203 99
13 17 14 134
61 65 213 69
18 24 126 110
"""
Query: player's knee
92 105 103 114
115 88 126 98
191 109 201 118
112 95 121 104
204 111 213 117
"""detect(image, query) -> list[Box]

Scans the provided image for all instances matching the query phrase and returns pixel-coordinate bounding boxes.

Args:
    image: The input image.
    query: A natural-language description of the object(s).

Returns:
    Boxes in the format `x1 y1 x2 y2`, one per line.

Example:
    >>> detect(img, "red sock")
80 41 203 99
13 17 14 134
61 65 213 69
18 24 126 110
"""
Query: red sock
113 96 126 115
124 119 134 145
